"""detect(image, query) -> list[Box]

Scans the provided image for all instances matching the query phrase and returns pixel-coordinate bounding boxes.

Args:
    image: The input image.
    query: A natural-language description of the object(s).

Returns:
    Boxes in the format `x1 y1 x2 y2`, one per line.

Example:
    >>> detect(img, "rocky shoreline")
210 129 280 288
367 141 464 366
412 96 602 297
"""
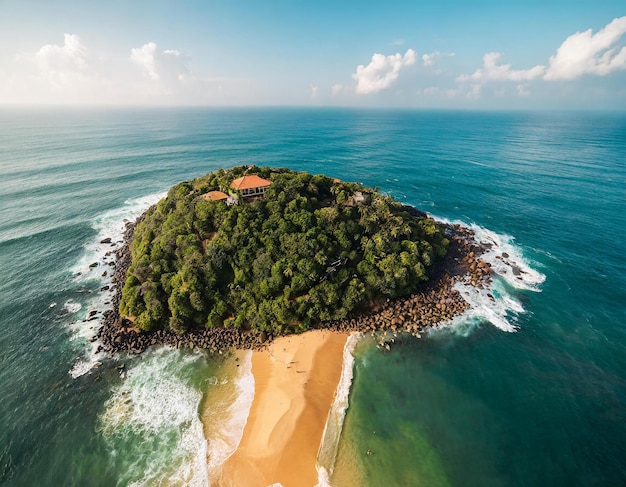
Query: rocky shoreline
96 214 493 356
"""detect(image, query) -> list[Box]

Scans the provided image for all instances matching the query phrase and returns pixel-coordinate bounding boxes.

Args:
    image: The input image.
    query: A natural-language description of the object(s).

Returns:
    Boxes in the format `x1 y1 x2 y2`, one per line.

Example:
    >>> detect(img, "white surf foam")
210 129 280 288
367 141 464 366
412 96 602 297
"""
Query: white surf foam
68 192 165 378
449 280 523 333
98 348 209 487
431 216 546 335
62 300 82 314
468 224 546 292
316 332 361 487
206 350 255 472
71 192 166 282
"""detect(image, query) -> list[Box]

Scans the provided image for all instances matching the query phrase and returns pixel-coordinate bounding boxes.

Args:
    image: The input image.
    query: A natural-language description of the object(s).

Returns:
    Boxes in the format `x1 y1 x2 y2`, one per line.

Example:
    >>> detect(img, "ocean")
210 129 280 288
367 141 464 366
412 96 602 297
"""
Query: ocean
0 107 624 486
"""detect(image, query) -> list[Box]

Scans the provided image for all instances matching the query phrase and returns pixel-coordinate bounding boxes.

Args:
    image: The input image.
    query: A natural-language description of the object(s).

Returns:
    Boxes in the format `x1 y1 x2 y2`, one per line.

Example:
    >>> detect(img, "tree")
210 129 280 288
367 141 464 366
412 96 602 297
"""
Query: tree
118 166 449 334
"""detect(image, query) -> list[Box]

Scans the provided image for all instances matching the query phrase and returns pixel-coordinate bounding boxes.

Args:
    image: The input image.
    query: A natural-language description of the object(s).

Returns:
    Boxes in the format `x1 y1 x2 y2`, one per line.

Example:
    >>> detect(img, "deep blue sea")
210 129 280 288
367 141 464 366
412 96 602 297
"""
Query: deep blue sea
0 108 625 486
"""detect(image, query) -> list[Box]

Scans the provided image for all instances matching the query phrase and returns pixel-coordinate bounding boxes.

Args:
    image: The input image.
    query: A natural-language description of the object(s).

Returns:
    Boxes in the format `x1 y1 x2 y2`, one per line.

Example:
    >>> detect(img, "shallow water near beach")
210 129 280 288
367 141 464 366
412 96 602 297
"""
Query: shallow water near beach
0 108 625 486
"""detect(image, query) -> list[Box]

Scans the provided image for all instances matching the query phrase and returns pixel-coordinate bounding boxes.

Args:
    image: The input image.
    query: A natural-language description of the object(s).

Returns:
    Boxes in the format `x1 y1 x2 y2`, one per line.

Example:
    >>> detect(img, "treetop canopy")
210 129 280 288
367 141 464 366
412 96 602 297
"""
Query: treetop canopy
120 166 449 335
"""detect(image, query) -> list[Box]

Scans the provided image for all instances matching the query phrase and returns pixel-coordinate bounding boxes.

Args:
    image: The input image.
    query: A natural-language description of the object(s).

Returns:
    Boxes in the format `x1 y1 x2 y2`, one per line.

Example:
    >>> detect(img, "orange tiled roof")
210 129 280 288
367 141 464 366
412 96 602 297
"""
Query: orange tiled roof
230 175 272 191
203 190 228 201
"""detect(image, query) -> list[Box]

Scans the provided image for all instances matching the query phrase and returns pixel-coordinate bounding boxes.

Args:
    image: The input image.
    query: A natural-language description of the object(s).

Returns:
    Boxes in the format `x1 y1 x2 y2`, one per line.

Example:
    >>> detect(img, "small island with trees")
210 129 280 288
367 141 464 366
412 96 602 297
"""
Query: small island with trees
98 166 493 353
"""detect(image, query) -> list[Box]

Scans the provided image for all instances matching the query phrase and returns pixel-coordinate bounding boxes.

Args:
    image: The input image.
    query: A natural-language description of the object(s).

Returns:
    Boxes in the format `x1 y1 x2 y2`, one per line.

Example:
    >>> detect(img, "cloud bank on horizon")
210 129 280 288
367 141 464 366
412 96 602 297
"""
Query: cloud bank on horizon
456 16 626 90
1 14 625 108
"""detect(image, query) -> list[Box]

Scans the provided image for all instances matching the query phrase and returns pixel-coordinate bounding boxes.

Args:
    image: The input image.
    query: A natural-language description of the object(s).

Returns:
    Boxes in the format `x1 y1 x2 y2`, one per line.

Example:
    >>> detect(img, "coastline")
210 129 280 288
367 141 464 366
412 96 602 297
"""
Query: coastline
86 200 536 486
96 214 492 356
210 329 349 487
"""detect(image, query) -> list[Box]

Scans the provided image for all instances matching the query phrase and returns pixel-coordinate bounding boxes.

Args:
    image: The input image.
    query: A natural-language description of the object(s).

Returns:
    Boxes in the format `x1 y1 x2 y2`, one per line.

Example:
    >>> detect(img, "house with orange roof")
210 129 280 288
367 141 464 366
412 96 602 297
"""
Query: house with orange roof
230 175 272 197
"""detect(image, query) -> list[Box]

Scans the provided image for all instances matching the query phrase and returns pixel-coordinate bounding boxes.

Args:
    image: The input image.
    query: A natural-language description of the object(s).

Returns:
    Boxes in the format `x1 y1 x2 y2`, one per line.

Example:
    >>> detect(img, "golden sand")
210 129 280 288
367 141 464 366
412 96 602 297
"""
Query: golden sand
211 329 348 487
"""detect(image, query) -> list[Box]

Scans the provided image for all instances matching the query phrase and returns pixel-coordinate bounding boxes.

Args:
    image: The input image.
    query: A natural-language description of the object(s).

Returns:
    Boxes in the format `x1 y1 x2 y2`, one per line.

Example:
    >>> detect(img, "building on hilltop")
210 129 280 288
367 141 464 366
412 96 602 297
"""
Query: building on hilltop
230 175 272 197
202 190 229 202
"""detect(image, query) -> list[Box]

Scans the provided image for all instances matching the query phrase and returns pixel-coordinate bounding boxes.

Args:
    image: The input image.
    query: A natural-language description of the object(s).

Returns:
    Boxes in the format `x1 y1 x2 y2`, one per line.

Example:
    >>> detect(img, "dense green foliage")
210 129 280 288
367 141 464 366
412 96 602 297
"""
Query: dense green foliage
119 167 449 334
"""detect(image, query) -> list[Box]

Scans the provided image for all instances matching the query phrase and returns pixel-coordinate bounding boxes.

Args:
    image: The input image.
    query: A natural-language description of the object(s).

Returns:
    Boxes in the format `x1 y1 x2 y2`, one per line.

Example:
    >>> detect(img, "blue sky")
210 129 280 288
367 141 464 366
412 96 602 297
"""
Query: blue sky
0 0 624 109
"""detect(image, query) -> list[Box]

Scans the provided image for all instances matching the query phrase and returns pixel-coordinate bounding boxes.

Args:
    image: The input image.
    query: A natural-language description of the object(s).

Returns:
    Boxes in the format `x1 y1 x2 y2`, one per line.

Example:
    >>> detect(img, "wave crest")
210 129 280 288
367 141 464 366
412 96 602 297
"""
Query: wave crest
433 218 546 335
98 348 209 487
68 192 165 378
316 332 361 486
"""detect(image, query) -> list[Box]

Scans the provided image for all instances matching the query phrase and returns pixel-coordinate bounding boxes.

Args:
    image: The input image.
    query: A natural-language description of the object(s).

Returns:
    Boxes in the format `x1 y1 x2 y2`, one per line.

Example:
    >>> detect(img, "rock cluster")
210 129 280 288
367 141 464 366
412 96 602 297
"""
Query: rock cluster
328 275 469 338
97 218 494 356
98 316 270 355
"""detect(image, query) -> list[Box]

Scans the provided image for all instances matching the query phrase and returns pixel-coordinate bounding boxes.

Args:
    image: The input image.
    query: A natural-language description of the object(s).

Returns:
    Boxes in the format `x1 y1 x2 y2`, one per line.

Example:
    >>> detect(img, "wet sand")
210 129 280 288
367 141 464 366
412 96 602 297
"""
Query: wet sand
213 330 348 487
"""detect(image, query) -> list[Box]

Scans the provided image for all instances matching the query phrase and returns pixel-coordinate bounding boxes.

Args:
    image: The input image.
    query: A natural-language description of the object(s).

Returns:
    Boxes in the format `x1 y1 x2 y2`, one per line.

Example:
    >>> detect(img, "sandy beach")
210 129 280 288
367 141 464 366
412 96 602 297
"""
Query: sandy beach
211 329 348 487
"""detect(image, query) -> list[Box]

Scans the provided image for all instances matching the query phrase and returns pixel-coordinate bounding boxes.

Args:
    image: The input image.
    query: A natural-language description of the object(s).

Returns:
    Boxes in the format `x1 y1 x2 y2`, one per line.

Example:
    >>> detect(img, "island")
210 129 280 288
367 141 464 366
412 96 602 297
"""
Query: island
95 166 494 486
98 166 492 354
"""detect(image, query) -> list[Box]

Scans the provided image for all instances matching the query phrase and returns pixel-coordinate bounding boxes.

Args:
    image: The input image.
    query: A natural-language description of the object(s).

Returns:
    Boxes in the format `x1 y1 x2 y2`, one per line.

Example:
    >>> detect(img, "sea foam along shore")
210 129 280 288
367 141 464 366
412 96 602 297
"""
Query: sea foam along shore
98 347 210 486
429 218 546 336
212 330 349 487
316 332 361 486
78 199 545 486
203 350 255 478
68 192 166 378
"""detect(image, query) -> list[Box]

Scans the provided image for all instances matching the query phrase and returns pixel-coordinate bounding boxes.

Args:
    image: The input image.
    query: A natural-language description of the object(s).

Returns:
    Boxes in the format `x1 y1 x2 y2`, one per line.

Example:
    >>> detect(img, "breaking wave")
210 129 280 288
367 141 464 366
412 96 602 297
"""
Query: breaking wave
98 348 209 487
431 218 546 336
68 192 165 378
316 332 361 486
206 351 255 473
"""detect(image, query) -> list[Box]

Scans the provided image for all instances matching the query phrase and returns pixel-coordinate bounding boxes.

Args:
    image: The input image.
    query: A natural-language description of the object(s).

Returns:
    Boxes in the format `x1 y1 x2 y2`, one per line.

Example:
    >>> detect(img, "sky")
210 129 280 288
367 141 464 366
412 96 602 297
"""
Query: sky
0 0 625 109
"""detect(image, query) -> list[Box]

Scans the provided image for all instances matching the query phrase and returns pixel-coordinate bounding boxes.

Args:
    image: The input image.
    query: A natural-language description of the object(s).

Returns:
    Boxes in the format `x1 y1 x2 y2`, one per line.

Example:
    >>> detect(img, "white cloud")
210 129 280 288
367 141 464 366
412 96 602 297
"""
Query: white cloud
0 32 120 104
418 86 458 99
331 83 343 96
544 16 626 80
352 49 417 94
130 43 159 80
310 84 319 99
457 17 626 97
422 50 455 67
422 51 439 67
468 84 482 99
1 33 266 105
35 33 88 75
130 42 189 86
458 52 545 83
27 33 98 92
0 33 116 104
1 34 210 104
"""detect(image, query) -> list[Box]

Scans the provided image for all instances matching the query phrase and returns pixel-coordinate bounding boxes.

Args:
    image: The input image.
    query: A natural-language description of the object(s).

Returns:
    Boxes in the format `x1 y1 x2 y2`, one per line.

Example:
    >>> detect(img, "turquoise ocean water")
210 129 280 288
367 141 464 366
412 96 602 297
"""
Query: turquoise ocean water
0 108 624 486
